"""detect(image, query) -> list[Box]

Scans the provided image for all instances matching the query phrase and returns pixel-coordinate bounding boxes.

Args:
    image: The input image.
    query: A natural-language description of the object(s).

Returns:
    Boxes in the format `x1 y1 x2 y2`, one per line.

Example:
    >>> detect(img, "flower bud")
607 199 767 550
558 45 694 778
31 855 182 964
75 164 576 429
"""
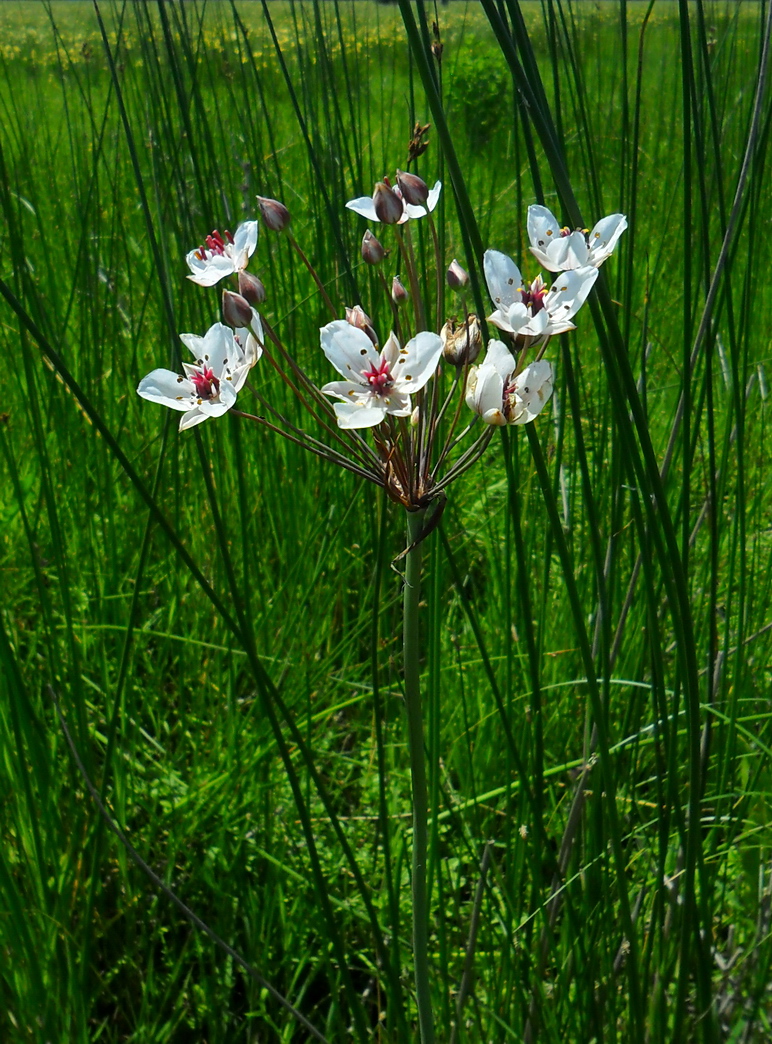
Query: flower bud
256 195 291 232
238 270 266 305
346 305 378 346
396 169 429 207
361 229 385 265
410 406 421 427
391 276 409 306
222 290 254 329
440 314 482 367
373 181 404 225
446 258 469 291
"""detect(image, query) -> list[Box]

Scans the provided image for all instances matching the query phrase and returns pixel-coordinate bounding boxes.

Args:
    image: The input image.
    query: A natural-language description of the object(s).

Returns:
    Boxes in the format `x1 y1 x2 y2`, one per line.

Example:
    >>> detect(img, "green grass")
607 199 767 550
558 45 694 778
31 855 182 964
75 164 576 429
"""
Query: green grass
1 1 771 1041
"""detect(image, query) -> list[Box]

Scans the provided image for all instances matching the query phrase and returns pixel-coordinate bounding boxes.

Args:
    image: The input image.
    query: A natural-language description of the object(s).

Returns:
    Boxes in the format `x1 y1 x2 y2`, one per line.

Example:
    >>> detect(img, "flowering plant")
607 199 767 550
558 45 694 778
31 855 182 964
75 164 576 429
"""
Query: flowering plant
137 166 625 1043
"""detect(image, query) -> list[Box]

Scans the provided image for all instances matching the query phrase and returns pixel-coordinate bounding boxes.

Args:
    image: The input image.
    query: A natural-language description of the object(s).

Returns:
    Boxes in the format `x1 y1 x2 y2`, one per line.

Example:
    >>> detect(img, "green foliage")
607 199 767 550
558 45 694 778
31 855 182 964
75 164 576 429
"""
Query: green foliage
447 44 509 148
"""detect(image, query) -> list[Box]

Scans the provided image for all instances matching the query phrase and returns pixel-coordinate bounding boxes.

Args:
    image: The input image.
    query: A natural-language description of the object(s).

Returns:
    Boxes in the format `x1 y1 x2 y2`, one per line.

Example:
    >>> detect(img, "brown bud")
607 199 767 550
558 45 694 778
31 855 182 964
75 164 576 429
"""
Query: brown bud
446 258 469 291
361 229 385 265
222 290 254 329
238 270 266 306
256 195 291 232
346 305 378 346
396 169 429 207
441 314 482 367
391 276 409 306
373 181 404 225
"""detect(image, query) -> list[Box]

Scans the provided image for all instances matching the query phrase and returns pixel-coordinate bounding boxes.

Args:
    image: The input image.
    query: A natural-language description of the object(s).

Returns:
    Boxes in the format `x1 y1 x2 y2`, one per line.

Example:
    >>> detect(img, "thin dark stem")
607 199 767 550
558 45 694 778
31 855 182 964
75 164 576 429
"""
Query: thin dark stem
403 508 435 1044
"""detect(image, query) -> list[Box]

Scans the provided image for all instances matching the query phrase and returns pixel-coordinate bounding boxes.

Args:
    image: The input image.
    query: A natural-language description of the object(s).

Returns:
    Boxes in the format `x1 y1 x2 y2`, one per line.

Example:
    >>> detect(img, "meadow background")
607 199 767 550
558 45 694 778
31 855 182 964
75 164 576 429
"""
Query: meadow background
1 1 771 1041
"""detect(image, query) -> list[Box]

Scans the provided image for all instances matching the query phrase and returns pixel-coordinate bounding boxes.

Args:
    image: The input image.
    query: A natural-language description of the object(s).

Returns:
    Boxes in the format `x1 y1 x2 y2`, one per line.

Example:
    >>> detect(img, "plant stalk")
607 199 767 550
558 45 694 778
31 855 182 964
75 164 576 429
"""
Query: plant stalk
403 507 435 1044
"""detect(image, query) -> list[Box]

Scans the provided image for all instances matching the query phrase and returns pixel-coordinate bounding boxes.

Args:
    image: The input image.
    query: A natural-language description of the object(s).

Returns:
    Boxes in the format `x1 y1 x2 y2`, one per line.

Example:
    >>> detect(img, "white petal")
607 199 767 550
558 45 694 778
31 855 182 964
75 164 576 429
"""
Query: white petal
482 339 516 381
518 307 550 339
527 204 561 252
200 382 237 415
403 202 427 221
383 390 412 417
426 181 442 213
487 309 515 334
505 301 538 336
545 266 598 324
390 331 443 393
345 197 379 222
231 363 251 394
510 361 554 424
180 333 206 360
249 309 264 347
185 252 237 287
320 320 380 382
484 250 523 312
233 220 258 260
547 231 589 271
178 407 209 430
198 322 237 375
588 213 627 265
332 400 387 429
321 379 369 401
380 332 401 369
475 366 506 421
137 368 197 412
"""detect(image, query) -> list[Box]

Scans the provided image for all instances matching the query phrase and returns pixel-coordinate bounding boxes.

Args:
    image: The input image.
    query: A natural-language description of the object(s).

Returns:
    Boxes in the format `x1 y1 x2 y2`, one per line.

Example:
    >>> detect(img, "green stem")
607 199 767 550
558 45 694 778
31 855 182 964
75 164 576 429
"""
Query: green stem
403 508 435 1044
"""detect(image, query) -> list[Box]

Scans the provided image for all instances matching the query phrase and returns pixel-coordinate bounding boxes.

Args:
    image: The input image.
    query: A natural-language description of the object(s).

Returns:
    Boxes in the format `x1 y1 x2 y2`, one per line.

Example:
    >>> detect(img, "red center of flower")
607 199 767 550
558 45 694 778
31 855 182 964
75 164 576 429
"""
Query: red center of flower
520 279 547 315
363 357 393 394
195 229 235 261
190 365 220 400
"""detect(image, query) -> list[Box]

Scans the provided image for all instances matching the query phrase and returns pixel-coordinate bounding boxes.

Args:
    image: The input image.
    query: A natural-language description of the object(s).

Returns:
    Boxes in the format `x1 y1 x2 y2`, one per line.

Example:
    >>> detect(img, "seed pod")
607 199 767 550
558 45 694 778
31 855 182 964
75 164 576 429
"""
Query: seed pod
361 229 385 265
396 169 429 207
222 290 254 329
440 314 482 367
256 195 291 232
238 270 266 305
391 276 409 306
446 258 469 290
373 181 404 225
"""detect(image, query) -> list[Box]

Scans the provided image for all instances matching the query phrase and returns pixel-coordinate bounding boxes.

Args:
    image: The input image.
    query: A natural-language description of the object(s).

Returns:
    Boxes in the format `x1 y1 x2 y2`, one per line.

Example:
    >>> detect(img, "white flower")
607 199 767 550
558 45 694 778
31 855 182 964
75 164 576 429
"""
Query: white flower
345 181 442 225
527 204 627 272
320 319 443 429
465 340 553 426
185 221 258 287
484 249 598 339
137 322 255 431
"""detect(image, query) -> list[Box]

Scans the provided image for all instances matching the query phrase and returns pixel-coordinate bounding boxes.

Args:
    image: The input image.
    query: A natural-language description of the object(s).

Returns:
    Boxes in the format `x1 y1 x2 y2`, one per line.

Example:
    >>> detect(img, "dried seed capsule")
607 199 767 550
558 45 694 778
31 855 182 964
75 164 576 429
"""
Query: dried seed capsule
440 314 482 367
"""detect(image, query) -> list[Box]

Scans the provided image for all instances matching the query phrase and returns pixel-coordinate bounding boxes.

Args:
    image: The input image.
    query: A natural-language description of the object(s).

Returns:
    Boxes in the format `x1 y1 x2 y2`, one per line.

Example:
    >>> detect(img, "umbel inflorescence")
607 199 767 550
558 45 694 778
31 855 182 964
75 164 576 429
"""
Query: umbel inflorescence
137 173 625 509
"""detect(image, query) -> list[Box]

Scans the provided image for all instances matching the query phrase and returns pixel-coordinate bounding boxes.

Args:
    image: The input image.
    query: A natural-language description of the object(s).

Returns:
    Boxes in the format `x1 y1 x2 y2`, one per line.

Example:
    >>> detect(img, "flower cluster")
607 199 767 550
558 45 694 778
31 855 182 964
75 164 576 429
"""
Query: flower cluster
136 176 625 507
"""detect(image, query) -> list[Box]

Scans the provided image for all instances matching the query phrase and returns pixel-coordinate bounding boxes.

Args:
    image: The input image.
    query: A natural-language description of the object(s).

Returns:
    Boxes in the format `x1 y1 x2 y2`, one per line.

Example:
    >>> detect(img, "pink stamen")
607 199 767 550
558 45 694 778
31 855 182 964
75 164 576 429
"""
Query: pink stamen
203 230 227 256
520 279 547 315
190 365 220 400
363 357 393 394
